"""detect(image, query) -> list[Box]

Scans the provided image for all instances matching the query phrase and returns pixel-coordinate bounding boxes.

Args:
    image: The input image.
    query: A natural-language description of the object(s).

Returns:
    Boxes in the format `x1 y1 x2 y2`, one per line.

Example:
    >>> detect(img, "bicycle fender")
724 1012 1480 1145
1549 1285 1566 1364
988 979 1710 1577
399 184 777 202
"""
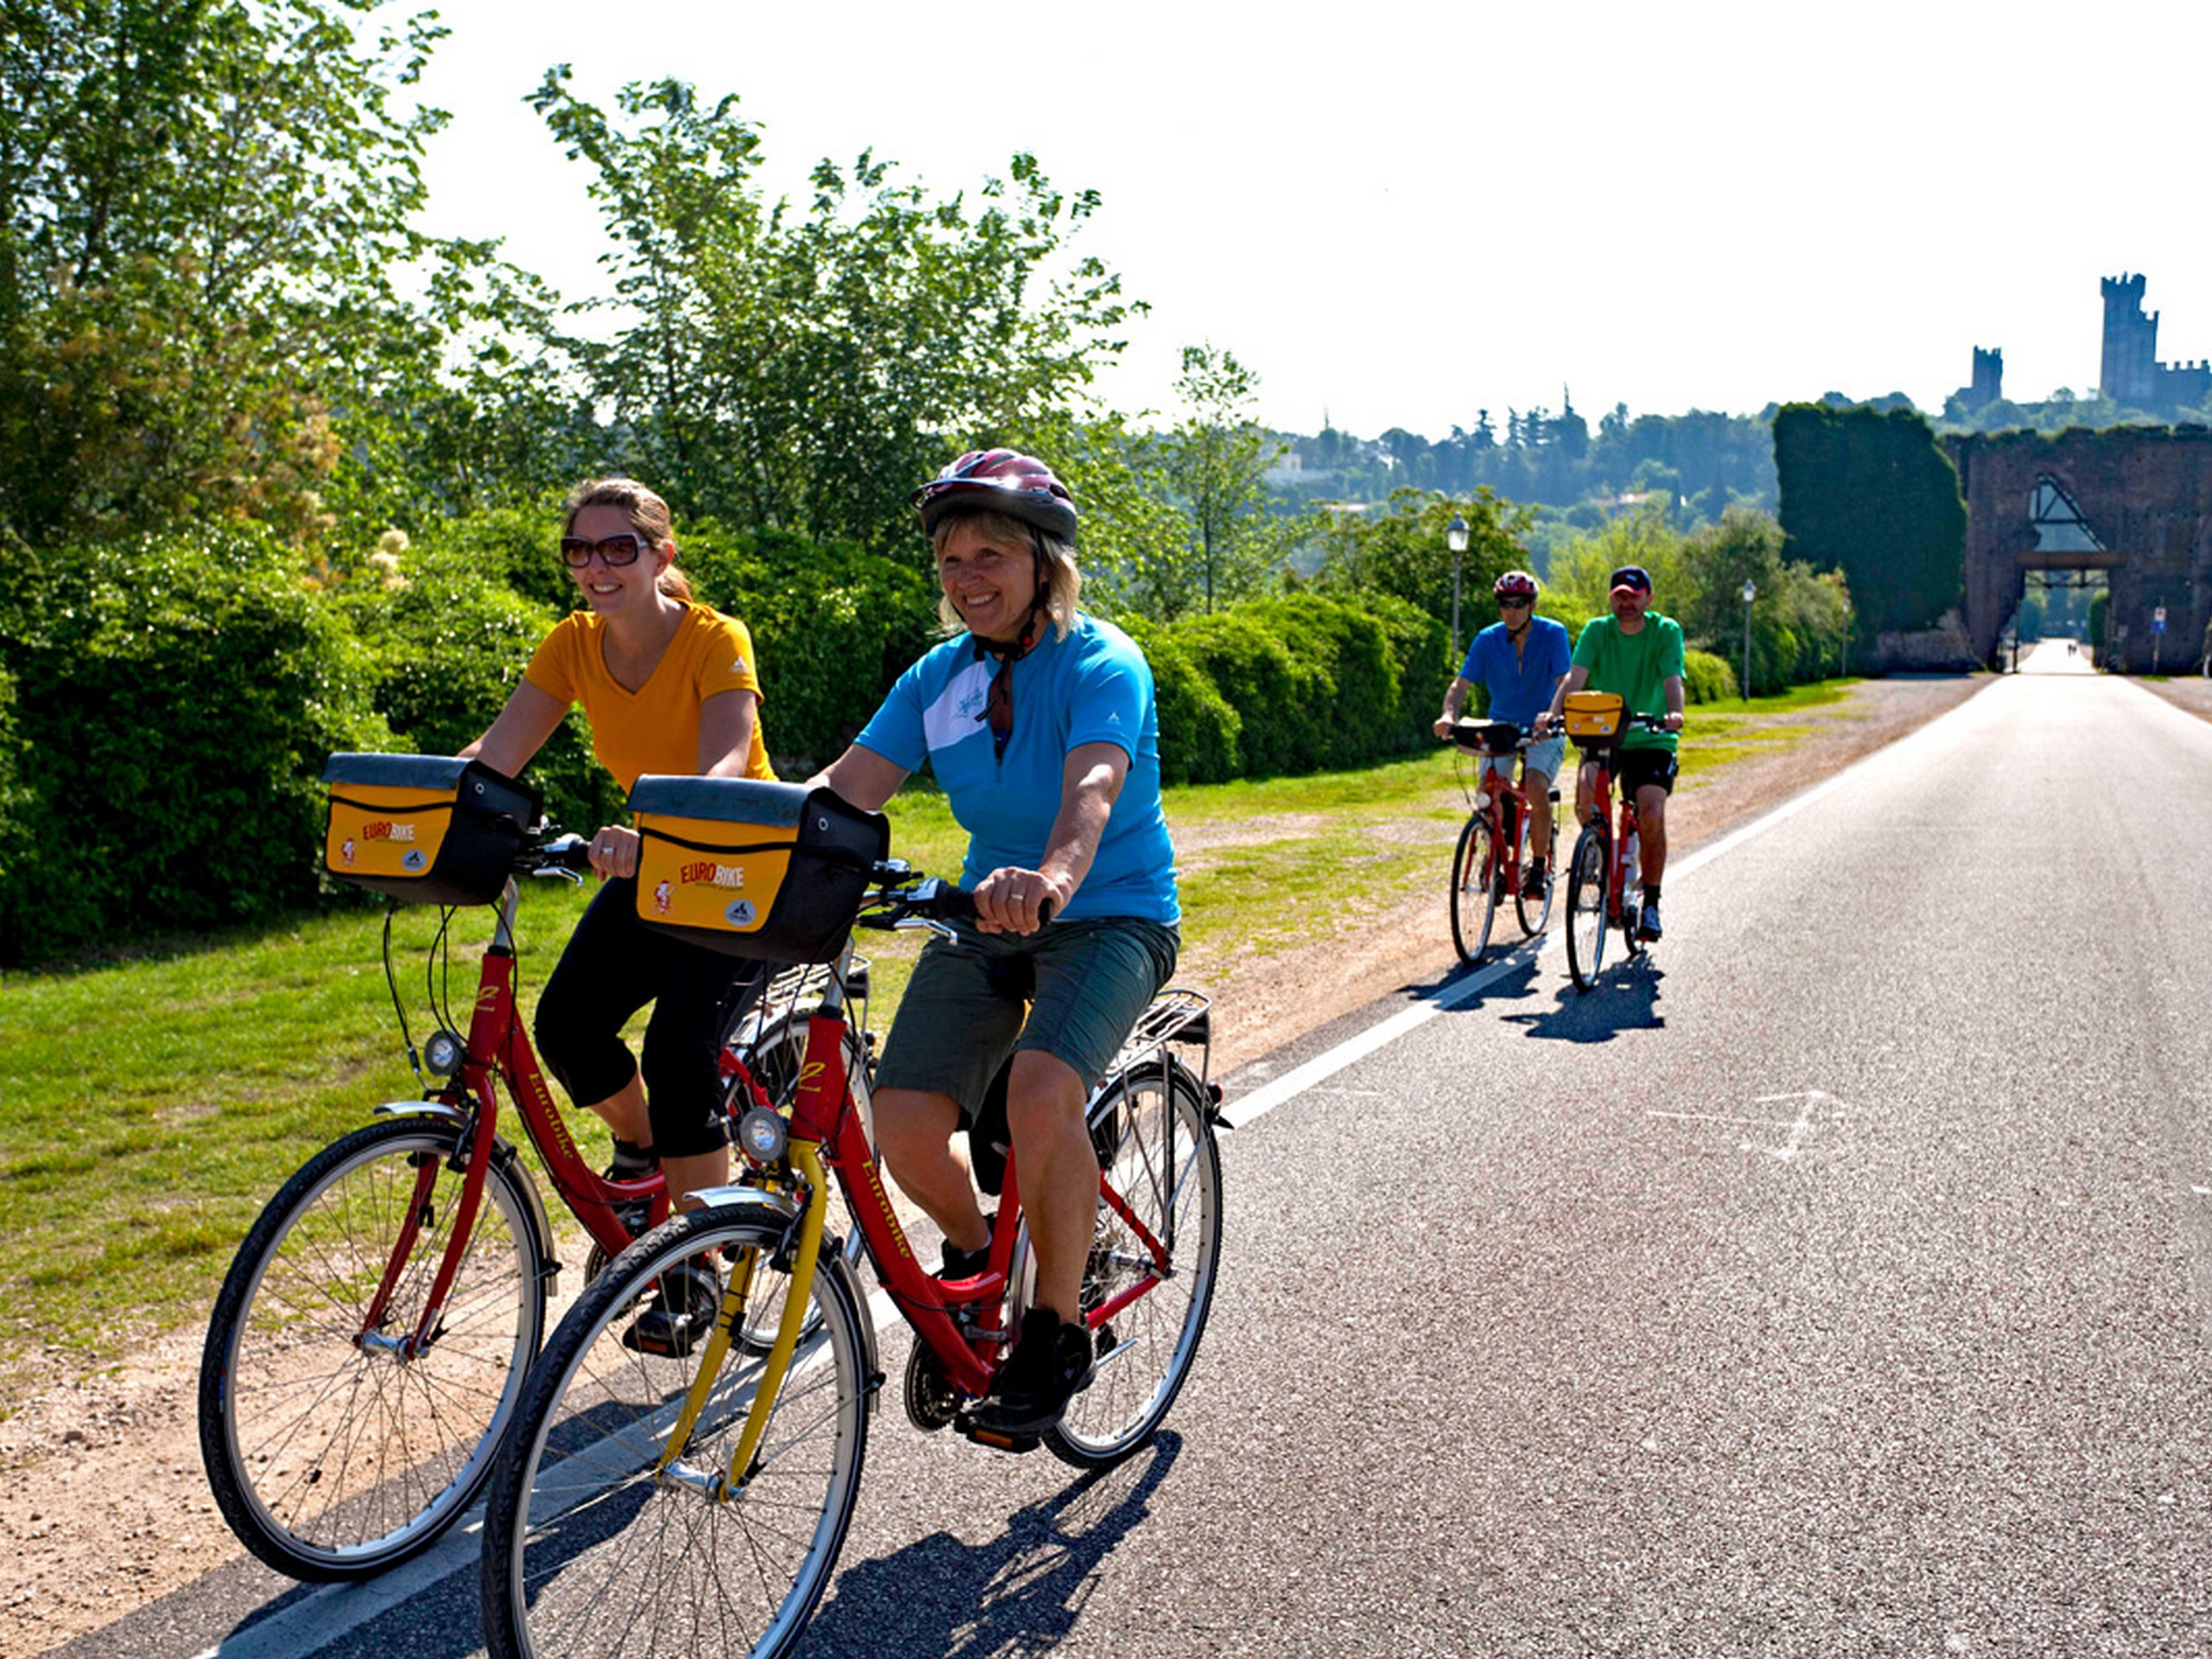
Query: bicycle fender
821 1243 881 1407
372 1100 466 1124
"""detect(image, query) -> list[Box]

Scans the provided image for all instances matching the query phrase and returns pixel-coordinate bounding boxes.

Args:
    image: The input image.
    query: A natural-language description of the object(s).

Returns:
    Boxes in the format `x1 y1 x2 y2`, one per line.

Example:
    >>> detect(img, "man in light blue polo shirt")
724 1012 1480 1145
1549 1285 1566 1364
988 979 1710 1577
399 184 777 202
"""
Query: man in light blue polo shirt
815 449 1179 1440
1433 569 1573 896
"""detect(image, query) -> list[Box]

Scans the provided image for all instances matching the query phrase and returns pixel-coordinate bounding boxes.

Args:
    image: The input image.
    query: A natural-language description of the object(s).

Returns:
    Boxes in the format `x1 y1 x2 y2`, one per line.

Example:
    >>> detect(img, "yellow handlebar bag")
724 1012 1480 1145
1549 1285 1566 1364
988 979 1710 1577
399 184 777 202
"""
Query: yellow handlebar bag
1561 691 1628 741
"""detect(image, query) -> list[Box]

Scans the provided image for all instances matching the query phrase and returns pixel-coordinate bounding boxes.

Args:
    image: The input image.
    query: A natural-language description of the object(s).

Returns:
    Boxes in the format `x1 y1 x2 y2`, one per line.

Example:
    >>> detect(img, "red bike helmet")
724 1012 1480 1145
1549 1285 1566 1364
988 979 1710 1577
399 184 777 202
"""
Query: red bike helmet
1494 569 1540 601
912 449 1078 543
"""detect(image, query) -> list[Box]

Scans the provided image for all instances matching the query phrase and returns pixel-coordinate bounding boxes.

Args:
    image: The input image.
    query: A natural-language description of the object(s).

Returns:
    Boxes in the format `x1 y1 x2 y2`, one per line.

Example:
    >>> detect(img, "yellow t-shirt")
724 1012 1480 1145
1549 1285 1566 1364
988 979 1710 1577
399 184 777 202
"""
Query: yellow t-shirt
524 604 777 791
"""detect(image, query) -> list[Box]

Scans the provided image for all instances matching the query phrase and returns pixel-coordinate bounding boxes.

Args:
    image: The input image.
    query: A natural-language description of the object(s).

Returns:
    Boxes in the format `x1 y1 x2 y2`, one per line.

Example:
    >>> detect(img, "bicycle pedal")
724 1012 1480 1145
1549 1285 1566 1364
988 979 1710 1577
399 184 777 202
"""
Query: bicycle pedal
956 1416 1041 1455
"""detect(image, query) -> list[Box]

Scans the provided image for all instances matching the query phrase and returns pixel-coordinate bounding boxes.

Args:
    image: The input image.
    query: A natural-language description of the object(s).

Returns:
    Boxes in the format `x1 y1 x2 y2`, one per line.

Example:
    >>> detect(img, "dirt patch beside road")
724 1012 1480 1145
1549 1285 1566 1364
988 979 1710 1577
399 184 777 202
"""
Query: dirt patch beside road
0 672 1990 1659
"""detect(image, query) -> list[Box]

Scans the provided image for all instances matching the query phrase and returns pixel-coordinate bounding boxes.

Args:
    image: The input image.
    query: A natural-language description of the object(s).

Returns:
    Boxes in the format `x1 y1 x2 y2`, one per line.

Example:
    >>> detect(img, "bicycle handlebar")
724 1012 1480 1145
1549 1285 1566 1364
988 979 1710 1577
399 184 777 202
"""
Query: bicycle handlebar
516 828 595 879
854 871 1052 931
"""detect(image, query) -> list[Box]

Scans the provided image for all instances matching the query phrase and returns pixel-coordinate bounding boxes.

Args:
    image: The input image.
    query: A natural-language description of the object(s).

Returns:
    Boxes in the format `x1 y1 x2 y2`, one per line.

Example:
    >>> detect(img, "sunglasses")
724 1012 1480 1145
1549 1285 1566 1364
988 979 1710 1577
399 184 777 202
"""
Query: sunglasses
560 532 651 568
1497 598 1532 609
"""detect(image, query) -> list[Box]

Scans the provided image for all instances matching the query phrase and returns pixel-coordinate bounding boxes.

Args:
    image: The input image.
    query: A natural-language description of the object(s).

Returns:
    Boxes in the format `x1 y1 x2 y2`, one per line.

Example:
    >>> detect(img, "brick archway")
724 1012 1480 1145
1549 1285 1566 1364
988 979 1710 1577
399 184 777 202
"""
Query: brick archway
1945 429 2212 671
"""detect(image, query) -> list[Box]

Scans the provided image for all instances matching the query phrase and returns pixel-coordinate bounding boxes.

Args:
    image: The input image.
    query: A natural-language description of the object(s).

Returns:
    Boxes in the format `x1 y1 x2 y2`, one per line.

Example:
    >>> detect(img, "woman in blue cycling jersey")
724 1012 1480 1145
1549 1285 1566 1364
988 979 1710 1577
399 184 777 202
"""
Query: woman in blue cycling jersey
814 450 1180 1437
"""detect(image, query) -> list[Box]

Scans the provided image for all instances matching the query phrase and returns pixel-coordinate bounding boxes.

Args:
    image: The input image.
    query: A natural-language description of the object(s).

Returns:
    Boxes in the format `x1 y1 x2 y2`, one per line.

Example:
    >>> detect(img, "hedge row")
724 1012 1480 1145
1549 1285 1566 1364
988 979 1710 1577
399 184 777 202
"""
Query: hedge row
1133 593 1447 785
0 521 1725 964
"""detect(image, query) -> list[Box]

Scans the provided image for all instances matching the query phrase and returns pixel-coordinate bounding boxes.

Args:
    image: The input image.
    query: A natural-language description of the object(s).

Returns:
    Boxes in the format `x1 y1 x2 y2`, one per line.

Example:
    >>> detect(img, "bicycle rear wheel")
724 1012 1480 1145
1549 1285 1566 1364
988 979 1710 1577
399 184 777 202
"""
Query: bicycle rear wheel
1514 804 1555 937
1618 826 1646 959
199 1116 545 1580
1564 823 1609 992
480 1208 870 1659
1447 811 1499 965
1043 1061 1223 1471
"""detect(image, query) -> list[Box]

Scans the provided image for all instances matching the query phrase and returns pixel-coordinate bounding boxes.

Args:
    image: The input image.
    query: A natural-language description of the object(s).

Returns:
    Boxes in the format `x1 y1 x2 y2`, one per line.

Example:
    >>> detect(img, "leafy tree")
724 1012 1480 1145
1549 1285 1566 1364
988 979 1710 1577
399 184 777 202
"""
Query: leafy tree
0 0 510 547
528 71 1139 553
1773 403 1965 638
1308 486 1530 663
1129 345 1297 619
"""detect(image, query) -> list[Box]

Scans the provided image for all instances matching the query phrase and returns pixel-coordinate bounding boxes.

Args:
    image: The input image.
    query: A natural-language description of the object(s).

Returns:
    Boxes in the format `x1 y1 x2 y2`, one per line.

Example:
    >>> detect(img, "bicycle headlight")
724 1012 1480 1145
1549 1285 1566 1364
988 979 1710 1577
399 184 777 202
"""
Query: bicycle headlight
422 1029 466 1078
738 1107 789 1165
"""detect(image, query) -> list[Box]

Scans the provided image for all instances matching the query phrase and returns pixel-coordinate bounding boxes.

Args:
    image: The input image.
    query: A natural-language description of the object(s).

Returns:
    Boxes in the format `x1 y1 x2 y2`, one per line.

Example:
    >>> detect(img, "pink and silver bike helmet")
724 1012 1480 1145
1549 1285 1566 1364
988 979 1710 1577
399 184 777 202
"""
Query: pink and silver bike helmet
1493 569 1540 601
912 449 1078 544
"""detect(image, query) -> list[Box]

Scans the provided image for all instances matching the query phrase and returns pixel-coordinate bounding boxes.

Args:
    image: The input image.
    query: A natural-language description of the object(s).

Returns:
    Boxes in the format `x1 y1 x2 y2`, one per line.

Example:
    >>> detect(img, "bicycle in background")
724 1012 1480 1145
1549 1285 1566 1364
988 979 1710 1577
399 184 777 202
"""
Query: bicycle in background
479 864 1224 1659
1554 693 1670 991
1444 718 1558 964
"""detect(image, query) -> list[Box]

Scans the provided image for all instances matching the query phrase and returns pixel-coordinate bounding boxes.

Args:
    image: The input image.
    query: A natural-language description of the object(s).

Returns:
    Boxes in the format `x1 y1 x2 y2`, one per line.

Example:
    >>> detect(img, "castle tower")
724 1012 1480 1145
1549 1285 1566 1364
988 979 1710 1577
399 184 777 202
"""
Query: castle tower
2101 274 2159 407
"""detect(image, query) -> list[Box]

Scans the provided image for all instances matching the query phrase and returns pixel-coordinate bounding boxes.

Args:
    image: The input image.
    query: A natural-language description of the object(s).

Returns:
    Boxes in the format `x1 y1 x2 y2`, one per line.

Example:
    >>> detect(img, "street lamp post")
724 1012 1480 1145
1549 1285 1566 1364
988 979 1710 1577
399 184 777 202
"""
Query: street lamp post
1740 579 1757 702
1446 514 1470 662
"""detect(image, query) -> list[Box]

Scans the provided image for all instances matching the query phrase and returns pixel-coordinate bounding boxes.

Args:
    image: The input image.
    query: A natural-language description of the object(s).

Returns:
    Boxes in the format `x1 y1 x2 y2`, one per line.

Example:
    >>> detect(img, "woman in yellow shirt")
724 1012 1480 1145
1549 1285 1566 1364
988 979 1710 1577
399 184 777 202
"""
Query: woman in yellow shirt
465 478 773 1343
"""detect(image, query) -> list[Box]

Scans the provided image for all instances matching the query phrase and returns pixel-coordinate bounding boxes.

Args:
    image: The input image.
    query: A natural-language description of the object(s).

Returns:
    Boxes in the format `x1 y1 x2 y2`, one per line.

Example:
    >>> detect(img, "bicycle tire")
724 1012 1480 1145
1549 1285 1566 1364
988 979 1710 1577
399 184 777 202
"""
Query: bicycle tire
1514 803 1555 937
1618 827 1646 959
1040 1060 1223 1471
199 1116 546 1580
480 1207 870 1659
1564 823 1609 991
1447 811 1500 966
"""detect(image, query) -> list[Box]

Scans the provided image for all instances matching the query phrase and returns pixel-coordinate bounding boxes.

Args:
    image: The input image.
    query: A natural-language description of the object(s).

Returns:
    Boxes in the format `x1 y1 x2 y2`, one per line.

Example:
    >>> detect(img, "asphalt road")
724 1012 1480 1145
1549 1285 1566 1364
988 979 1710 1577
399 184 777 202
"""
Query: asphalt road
68 655 2212 1657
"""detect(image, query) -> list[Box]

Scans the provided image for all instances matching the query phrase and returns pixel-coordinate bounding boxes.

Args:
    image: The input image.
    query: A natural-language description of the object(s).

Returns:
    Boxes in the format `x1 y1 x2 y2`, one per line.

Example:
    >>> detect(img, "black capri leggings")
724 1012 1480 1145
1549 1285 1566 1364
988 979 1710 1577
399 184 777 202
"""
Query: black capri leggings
534 876 766 1160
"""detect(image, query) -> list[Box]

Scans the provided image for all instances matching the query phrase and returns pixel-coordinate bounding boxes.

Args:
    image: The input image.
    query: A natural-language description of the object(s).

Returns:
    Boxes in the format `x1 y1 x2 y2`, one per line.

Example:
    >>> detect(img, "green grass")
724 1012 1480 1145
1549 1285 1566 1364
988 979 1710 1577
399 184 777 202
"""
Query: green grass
0 681 1865 1398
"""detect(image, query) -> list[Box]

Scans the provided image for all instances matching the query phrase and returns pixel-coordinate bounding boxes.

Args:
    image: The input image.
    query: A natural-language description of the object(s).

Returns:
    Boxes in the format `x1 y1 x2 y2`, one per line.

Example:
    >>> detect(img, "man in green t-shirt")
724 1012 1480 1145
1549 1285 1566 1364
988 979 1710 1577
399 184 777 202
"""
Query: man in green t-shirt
1539 564 1686 940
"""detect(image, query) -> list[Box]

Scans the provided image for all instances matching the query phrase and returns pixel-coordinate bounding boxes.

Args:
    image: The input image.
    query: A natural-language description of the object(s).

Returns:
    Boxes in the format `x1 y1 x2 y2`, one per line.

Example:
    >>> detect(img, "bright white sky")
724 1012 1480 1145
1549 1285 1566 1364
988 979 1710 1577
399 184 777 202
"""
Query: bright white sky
410 0 2212 440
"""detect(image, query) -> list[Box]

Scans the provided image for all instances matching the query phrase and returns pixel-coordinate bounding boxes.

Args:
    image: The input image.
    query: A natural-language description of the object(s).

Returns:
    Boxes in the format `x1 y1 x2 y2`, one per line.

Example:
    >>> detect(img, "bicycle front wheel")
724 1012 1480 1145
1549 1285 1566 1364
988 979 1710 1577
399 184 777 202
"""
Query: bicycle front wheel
1448 811 1500 965
1564 824 1609 992
480 1208 870 1659
198 1116 546 1580
1044 1061 1224 1471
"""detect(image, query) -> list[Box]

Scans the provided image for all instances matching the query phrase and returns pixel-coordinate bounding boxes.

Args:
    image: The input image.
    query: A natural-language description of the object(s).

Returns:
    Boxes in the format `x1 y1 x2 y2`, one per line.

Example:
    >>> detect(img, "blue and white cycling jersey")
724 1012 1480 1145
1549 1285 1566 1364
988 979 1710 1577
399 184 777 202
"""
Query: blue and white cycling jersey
855 613 1180 925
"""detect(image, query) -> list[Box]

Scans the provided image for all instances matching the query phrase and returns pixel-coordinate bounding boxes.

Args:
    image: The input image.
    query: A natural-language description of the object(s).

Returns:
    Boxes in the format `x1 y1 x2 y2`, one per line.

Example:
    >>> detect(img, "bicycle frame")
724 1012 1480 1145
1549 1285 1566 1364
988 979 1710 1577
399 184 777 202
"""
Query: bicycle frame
361 880 663 1363
1579 747 1643 926
670 939 1189 1484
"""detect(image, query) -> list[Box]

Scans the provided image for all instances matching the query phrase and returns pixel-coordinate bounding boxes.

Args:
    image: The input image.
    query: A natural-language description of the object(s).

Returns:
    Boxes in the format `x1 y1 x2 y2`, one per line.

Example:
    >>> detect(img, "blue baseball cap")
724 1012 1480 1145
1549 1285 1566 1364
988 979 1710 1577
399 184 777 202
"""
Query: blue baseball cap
1608 565 1653 595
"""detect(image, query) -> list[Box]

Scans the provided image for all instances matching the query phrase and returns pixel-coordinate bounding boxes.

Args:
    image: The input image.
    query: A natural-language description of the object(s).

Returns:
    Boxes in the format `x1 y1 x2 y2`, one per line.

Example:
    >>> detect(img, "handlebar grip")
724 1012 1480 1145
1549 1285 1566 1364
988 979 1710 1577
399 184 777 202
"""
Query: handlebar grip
534 833 595 873
921 883 1054 925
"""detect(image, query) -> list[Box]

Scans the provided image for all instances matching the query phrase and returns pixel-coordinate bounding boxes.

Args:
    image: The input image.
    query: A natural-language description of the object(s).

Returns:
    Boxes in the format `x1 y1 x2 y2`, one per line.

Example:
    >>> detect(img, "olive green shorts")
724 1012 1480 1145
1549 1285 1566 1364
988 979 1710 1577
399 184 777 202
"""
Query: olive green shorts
874 915 1181 1119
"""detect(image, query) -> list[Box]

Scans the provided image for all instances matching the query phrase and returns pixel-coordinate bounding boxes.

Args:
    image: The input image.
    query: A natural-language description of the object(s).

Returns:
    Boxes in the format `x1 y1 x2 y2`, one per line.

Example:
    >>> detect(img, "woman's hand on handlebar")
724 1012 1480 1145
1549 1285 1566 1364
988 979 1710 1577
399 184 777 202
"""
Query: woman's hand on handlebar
971 865 1068 936
586 824 641 881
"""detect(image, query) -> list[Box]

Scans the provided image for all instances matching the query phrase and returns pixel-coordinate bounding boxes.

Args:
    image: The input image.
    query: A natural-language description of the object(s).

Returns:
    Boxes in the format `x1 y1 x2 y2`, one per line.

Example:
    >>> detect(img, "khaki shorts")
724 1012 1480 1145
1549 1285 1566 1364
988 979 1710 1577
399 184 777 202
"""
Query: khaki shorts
874 915 1181 1119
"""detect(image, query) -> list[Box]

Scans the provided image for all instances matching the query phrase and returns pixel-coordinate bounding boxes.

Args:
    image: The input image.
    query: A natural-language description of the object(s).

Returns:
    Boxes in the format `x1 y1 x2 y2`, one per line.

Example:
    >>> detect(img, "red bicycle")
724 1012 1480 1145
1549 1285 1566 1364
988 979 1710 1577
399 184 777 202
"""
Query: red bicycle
479 861 1223 1659
197 796 859 1581
1558 693 1671 991
1445 718 1559 963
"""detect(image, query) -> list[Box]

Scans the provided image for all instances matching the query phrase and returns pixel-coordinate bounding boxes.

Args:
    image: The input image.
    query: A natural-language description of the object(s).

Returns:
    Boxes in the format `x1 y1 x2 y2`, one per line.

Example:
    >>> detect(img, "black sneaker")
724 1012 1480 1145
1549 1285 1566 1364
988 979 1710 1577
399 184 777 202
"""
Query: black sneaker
971 1308 1094 1437
1521 860 1549 899
1637 900 1662 941
621 1259 721 1357
604 1144 658 1240
938 1213 997 1281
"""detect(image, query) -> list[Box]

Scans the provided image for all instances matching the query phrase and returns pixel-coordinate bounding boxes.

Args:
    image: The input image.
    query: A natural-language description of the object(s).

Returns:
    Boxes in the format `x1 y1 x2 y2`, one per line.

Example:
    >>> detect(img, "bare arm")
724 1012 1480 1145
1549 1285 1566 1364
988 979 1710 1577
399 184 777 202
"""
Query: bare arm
974 741 1128 936
1662 673 1686 730
461 680 568 777
696 689 760 777
810 745 910 813
1541 664 1591 731
1433 675 1477 737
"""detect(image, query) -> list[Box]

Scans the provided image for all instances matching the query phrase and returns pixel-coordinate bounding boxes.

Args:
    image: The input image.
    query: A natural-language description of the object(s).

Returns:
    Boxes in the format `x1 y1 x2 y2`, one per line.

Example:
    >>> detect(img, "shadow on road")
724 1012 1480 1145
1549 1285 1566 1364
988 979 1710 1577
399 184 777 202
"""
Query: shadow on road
798 1432 1184 1657
1499 956 1664 1043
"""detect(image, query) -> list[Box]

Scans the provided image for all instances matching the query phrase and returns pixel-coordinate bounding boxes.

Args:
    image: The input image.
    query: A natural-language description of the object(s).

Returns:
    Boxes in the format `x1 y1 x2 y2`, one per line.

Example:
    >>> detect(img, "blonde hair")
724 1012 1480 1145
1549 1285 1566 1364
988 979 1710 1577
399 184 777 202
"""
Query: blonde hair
563 477 692 603
930 507 1080 639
